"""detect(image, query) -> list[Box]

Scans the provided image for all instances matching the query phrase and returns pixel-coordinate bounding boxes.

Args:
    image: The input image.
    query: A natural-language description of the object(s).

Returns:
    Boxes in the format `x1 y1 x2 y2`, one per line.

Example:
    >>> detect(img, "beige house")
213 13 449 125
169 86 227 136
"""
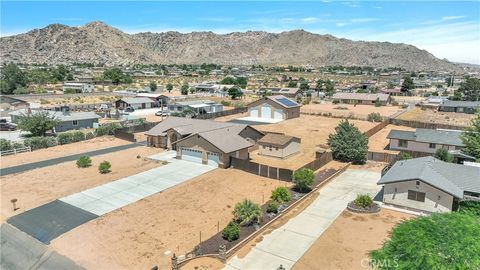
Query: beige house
387 128 464 154
145 117 263 168
247 95 301 121
257 133 301 159
332 93 390 105
378 157 480 213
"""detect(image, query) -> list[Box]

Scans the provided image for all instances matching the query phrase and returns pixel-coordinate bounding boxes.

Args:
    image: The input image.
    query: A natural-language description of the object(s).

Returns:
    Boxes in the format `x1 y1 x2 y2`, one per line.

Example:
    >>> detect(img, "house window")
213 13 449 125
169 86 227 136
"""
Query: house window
72 120 78 126
398 139 408 148
416 181 420 186
275 147 278 151
407 190 426 202
429 143 436 149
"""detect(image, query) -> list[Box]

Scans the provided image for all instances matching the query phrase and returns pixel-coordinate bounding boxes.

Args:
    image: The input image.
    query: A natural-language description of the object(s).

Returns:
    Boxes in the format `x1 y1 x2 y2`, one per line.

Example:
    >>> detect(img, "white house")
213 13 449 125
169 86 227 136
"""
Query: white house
63 82 95 93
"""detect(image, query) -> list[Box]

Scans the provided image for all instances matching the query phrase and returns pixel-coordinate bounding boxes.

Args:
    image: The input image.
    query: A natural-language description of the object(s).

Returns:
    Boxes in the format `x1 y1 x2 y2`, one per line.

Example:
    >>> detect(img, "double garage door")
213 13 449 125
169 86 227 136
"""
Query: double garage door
181 148 220 166
250 105 284 120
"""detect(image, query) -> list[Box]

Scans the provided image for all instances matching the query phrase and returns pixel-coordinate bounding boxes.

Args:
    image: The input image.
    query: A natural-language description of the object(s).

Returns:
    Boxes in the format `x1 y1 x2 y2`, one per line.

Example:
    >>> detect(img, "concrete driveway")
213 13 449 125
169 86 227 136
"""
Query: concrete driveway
225 169 382 270
60 151 215 216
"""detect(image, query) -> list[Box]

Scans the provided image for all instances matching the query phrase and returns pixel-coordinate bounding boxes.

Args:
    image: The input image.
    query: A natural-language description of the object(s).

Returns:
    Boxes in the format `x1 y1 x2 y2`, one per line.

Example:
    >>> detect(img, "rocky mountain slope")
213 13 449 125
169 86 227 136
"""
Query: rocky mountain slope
0 21 461 71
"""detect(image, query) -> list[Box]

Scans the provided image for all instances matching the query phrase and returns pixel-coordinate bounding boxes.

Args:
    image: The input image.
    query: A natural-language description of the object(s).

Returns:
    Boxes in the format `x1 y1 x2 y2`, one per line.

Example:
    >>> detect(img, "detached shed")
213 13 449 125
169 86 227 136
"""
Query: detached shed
257 133 301 159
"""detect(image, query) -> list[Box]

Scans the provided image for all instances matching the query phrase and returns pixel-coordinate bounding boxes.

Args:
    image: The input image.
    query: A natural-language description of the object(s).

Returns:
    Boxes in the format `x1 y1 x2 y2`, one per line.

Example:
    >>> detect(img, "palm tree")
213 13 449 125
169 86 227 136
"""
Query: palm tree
233 199 263 226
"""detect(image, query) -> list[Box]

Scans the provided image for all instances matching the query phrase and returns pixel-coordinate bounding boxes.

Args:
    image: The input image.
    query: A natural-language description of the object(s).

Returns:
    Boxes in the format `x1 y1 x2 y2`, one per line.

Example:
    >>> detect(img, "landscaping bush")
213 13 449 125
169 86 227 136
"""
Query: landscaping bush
98 161 111 174
24 136 57 150
270 186 292 203
57 132 73 145
95 123 122 136
222 221 240 242
458 200 480 216
328 120 368 164
367 112 383 122
332 100 340 104
353 194 374 208
220 100 231 107
233 199 263 226
397 152 412 160
374 98 382 107
434 148 454 163
72 131 85 142
370 213 480 269
76 156 92 168
293 168 315 193
266 201 279 214
0 139 12 151
85 131 95 140
12 141 24 149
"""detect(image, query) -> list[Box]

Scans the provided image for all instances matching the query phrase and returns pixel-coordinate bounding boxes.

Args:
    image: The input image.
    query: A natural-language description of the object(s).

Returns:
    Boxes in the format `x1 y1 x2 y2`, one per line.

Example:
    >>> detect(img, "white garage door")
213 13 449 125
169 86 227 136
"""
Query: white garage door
274 109 284 120
250 108 259 118
181 148 203 163
207 152 220 166
261 105 272 119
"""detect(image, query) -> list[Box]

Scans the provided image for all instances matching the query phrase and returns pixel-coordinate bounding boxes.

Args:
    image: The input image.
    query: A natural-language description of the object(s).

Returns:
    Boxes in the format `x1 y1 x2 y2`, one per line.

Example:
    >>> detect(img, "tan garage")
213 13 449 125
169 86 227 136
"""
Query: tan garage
257 133 301 159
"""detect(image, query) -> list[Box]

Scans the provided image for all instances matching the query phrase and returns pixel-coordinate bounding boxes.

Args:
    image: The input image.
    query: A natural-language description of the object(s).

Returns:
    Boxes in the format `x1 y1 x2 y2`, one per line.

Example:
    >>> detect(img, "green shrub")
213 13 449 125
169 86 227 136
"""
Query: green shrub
71 131 85 142
398 152 412 160
76 156 92 168
222 221 240 242
233 199 263 226
434 148 454 163
293 168 315 193
24 136 57 150
98 161 111 174
220 100 231 107
0 139 13 151
332 100 340 104
458 200 480 216
353 194 374 208
85 132 95 140
367 112 383 122
370 213 480 269
270 186 292 203
57 132 73 145
95 123 122 136
266 201 279 214
12 142 24 149
374 98 382 107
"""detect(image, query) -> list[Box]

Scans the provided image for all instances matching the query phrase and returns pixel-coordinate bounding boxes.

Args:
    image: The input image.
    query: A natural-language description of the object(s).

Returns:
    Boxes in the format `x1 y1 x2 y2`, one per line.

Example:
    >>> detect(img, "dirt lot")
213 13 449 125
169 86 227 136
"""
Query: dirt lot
395 107 475 127
368 124 416 153
292 209 413 270
249 116 377 169
1 136 129 168
0 146 161 222
50 169 287 270
302 102 403 118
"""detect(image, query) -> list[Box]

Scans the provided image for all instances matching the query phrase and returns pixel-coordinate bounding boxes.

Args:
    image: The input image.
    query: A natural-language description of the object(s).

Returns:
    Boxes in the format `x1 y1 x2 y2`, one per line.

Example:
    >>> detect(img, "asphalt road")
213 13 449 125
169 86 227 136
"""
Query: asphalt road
1 143 142 176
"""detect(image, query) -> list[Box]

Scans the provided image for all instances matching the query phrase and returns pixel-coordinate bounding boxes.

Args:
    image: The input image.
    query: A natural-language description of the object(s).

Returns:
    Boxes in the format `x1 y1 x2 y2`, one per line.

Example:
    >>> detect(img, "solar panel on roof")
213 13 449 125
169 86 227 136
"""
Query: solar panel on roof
276 98 298 107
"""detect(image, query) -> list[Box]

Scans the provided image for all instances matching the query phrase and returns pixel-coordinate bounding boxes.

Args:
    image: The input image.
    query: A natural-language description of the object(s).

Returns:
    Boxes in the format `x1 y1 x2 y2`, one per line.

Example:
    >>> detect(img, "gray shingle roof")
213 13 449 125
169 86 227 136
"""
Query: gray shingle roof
378 156 480 198
387 128 464 147
120 97 154 104
333 93 390 102
440 100 480 108
9 109 100 121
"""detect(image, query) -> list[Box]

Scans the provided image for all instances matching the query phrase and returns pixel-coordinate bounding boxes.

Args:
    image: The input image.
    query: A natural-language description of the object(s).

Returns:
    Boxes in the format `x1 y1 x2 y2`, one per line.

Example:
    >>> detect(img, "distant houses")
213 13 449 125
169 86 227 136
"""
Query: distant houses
115 97 156 110
260 87 302 98
63 82 95 93
167 100 223 115
332 93 390 105
438 100 480 114
247 95 301 121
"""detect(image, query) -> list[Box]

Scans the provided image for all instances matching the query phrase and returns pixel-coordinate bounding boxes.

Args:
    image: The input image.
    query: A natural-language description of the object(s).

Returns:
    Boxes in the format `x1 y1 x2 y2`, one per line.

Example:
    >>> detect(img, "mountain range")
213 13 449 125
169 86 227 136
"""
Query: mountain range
0 21 462 71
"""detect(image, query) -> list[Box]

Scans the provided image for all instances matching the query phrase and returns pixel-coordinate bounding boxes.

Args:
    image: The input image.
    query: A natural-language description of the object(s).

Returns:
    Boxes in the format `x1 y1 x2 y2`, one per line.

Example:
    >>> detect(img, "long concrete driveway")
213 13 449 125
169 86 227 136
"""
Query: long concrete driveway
1 143 142 176
225 169 382 270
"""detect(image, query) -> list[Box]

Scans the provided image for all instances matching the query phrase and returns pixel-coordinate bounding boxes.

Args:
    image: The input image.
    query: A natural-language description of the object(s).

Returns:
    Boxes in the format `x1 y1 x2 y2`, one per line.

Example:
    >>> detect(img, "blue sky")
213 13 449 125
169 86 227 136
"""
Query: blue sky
1 1 480 64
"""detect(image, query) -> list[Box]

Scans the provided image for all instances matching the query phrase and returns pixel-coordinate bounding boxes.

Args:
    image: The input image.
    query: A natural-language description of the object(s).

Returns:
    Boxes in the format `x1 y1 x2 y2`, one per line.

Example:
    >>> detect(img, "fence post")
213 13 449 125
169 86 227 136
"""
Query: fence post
171 254 178 270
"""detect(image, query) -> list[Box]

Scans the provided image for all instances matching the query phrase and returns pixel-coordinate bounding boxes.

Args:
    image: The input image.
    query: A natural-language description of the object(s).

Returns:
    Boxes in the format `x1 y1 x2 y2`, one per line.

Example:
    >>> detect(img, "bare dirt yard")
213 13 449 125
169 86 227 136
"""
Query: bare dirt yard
0 136 130 169
368 124 416 153
0 146 161 222
395 107 475 127
301 102 403 118
50 169 287 270
249 116 377 169
292 209 413 270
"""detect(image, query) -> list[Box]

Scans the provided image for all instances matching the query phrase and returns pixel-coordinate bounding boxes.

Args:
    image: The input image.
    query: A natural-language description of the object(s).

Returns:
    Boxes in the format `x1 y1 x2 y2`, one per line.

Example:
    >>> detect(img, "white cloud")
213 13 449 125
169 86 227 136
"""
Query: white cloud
301 17 319 23
442 16 466 21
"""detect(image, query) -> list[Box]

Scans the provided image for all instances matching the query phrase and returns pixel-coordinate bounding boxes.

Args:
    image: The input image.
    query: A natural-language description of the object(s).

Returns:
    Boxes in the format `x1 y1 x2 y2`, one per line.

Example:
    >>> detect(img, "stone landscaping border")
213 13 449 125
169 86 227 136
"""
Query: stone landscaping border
346 201 381 214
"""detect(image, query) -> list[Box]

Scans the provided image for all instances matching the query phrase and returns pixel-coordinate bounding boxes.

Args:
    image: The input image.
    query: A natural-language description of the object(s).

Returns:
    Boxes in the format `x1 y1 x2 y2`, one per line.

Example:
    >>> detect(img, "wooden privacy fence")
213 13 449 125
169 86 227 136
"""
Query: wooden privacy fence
390 118 465 130
301 151 333 171
363 120 390 138
230 157 294 181
113 121 160 142
195 107 247 120
367 151 399 163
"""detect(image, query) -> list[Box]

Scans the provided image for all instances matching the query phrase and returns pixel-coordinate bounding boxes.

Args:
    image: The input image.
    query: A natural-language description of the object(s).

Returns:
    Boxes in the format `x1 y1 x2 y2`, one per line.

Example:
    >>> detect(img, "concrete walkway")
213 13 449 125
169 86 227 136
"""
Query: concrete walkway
60 151 215 216
225 169 382 270
1 143 142 176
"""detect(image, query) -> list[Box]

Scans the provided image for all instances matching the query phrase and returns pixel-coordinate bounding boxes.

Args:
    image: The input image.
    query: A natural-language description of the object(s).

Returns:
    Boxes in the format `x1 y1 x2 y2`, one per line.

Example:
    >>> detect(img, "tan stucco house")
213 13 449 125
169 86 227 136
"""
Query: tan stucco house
378 157 480 213
332 93 390 105
247 95 301 121
145 117 263 168
257 133 301 159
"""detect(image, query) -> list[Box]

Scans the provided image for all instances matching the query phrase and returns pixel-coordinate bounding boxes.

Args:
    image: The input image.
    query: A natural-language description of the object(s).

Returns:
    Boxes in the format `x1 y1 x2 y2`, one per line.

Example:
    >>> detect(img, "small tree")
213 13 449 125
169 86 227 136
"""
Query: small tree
181 84 189 95
17 111 59 136
166 83 173 93
149 81 157 92
353 194 374 208
233 199 262 226
461 110 480 161
374 97 382 107
228 87 243 100
327 120 368 164
458 200 480 216
367 112 382 122
287 80 297 88
222 221 240 242
76 156 92 168
98 161 111 174
270 186 292 203
370 213 480 269
434 148 454 163
293 168 315 193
